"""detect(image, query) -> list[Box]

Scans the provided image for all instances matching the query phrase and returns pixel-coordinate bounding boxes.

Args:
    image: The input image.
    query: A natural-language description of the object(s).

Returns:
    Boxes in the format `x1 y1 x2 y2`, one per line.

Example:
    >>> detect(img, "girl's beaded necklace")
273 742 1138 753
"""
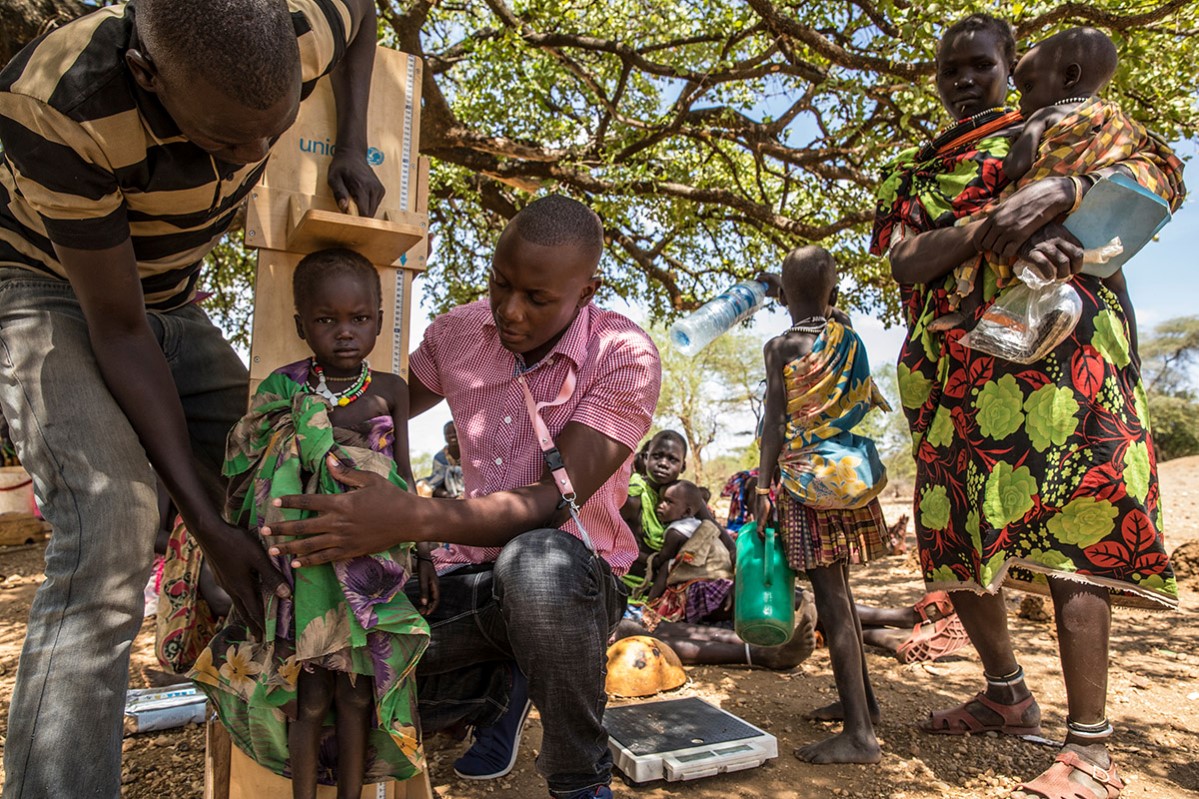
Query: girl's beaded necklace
308 357 372 407
787 315 828 335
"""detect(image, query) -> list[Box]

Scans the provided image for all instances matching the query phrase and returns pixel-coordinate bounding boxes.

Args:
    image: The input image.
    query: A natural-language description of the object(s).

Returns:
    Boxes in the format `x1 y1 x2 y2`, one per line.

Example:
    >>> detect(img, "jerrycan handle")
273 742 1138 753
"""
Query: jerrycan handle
762 526 775 588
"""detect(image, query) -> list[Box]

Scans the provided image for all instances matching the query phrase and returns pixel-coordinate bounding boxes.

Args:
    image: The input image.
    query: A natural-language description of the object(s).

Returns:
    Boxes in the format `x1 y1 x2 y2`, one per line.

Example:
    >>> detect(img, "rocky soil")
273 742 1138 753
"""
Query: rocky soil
3 456 1199 798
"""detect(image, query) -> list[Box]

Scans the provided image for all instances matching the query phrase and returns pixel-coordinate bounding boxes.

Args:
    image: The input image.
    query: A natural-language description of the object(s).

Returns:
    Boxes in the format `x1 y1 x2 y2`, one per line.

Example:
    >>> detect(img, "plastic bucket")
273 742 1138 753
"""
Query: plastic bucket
0 466 36 516
733 521 796 646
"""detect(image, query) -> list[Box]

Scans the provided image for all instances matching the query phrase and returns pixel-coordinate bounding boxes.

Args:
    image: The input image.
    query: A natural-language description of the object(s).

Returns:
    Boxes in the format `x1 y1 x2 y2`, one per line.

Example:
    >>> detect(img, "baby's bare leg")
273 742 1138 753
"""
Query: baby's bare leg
291 667 335 799
335 672 374 799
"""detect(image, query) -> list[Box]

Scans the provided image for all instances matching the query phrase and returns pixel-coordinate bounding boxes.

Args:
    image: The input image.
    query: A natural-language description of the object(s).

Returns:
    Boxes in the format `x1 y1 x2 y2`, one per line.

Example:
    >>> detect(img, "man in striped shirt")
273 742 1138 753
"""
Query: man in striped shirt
0 0 383 795
267 196 662 799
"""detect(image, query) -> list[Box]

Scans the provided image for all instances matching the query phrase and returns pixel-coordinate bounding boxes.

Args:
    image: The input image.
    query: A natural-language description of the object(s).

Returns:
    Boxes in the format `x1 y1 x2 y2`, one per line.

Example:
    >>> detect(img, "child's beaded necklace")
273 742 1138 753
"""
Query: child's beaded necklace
307 357 372 407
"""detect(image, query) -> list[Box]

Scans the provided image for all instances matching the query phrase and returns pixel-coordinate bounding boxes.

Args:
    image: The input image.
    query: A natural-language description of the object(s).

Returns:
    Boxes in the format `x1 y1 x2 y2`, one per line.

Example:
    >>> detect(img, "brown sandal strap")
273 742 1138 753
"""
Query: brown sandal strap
1056 750 1123 792
1017 748 1123 799
974 690 1036 719
925 690 1040 736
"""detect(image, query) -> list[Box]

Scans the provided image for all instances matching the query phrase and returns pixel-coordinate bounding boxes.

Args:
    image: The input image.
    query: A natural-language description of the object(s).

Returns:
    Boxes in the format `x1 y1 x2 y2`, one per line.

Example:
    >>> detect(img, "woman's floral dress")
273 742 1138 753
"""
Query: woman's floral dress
871 110 1181 610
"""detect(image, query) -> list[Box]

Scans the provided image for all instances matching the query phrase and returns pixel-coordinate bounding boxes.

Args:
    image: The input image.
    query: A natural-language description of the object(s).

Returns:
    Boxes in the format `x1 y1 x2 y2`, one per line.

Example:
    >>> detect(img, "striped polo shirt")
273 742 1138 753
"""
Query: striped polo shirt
0 0 353 309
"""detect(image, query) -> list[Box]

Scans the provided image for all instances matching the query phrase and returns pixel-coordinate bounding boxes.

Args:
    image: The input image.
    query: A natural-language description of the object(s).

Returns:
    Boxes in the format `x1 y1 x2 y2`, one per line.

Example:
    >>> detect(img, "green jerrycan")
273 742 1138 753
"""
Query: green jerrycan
734 521 796 646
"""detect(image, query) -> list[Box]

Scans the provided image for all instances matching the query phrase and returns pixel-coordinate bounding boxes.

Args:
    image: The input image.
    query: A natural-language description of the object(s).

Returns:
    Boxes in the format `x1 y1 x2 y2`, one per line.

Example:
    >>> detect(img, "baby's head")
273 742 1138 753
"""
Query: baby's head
292 248 382 372
644 430 687 488
1014 27 1117 115
656 480 705 525
781 245 839 317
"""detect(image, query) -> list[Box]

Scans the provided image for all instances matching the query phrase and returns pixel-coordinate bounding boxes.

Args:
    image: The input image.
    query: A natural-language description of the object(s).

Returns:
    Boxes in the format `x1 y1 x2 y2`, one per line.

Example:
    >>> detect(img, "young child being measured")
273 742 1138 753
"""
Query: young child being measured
756 245 891 765
191 248 437 798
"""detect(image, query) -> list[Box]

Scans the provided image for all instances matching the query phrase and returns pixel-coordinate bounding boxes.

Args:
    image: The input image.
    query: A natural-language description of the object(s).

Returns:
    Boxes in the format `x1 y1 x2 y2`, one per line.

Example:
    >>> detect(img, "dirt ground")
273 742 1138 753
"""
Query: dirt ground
3 457 1199 798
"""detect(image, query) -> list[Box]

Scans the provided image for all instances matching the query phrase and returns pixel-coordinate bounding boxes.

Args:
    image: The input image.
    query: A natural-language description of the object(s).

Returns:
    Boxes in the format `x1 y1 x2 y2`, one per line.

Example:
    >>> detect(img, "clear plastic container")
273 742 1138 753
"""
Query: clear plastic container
961 238 1123 364
669 281 769 356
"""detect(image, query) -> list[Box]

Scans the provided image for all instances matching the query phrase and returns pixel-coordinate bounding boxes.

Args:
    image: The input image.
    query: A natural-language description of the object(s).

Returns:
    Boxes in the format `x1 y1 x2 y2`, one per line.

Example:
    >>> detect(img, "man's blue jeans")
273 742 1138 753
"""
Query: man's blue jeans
407 529 626 798
0 268 248 798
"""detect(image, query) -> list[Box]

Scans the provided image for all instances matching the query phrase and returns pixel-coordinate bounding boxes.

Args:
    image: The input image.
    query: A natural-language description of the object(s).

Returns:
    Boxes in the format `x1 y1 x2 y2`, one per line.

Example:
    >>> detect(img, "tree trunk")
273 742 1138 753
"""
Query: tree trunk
0 0 86 67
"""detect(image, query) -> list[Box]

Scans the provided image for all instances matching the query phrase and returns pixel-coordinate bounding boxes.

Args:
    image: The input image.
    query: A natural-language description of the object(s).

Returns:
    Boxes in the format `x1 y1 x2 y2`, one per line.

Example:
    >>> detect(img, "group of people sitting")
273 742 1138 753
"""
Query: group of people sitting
0 3 1183 799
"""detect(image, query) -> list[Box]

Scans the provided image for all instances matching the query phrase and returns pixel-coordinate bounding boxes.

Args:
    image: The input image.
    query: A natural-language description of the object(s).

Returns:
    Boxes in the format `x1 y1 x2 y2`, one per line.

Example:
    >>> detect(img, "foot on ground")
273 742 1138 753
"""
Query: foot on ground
794 732 882 765
1009 744 1120 799
749 592 818 670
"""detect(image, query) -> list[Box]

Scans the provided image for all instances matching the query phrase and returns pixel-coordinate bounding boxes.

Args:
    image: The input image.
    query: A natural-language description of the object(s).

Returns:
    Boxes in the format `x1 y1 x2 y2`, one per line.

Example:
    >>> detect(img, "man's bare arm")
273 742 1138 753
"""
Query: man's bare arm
264 420 632 566
55 240 286 635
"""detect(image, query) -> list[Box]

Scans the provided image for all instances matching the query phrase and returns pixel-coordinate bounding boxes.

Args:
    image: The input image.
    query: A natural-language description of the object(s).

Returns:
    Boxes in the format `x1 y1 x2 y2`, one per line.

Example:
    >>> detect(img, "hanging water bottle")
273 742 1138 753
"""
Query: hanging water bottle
669 280 769 356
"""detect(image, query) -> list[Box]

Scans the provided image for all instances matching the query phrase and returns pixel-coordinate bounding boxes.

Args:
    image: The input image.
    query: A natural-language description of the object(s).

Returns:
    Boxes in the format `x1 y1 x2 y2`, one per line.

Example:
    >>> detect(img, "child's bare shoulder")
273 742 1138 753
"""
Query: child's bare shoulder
370 370 409 408
764 332 813 364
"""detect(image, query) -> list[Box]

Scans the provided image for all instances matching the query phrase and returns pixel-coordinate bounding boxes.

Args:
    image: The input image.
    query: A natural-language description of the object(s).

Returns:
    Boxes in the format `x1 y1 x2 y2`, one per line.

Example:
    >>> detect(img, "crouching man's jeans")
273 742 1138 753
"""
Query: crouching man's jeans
0 268 248 799
406 529 626 797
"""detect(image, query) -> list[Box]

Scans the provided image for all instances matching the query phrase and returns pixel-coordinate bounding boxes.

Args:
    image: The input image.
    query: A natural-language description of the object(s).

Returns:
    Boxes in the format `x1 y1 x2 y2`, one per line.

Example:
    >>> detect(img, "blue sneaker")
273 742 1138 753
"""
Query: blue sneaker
453 666 532 779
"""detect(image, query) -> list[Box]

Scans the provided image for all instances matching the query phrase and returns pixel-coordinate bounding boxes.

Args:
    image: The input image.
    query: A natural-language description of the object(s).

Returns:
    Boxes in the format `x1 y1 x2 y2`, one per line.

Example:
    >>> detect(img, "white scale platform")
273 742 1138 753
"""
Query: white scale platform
606 697 777 783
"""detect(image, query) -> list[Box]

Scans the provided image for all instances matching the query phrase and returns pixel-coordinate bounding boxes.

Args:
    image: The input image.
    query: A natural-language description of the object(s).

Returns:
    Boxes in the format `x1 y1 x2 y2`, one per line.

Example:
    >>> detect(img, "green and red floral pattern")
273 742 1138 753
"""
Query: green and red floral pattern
873 113 1179 610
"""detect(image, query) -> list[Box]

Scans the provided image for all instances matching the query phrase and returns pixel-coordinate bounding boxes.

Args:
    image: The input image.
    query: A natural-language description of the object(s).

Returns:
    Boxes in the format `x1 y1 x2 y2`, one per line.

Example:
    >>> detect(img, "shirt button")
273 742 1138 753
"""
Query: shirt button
495 457 503 465
504 416 512 424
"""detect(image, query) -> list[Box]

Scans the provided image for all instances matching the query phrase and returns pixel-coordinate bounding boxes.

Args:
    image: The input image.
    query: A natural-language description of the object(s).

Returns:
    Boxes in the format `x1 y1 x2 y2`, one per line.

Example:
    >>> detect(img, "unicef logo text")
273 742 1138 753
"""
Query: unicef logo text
297 137 386 167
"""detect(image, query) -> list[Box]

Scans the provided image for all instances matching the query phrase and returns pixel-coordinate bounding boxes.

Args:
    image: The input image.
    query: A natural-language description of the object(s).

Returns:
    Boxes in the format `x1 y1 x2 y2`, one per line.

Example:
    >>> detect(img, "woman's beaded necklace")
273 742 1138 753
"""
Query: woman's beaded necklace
1053 96 1091 107
787 315 828 335
308 358 371 407
917 106 1019 162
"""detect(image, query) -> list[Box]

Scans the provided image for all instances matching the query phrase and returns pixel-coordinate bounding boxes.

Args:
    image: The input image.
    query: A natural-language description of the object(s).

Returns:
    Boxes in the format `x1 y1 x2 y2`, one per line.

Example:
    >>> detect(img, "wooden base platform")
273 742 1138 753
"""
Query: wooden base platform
204 719 434 799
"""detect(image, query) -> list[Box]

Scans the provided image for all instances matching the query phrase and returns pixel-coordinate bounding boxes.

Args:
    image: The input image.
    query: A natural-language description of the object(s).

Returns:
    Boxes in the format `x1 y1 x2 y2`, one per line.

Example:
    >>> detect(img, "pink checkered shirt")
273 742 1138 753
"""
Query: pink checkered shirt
408 300 661 575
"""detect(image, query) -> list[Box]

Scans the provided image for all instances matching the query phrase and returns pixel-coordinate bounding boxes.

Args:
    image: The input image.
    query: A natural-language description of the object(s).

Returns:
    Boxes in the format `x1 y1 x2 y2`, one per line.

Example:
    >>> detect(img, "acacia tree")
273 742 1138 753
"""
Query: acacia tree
2 0 1196 336
387 0 1199 320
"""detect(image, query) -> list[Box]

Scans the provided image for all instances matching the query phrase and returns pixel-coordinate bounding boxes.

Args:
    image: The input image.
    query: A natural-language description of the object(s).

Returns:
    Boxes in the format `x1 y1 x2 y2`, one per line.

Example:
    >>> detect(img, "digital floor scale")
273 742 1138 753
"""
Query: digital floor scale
606 697 777 783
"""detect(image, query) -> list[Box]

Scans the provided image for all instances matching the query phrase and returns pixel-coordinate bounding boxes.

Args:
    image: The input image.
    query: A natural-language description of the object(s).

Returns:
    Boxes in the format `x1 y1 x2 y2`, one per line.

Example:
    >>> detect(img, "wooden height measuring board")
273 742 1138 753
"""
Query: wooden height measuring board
205 44 433 799
243 45 430 392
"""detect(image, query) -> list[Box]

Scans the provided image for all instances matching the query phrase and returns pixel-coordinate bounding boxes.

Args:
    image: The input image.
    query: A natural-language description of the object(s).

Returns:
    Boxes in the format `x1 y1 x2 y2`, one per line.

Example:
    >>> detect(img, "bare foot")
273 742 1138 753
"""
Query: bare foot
803 700 881 725
794 732 882 764
748 591 818 670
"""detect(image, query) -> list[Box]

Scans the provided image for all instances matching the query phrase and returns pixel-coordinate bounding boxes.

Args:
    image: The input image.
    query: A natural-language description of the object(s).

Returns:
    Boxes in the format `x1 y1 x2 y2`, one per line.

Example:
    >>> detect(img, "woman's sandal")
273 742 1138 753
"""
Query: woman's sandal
896 615 970 663
1013 745 1123 798
922 691 1042 737
912 590 955 623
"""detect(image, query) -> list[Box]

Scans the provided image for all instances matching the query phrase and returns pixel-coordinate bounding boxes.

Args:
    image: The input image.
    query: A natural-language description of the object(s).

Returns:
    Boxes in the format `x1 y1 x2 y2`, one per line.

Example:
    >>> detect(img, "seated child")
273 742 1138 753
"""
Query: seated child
191 248 437 797
644 480 736 623
931 26 1184 343
620 429 688 589
757 245 890 765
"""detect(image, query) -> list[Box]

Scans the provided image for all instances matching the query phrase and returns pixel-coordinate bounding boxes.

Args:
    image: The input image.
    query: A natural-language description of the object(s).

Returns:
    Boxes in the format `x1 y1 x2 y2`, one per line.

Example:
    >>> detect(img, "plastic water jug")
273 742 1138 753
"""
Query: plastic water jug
669 280 769 356
734 521 796 646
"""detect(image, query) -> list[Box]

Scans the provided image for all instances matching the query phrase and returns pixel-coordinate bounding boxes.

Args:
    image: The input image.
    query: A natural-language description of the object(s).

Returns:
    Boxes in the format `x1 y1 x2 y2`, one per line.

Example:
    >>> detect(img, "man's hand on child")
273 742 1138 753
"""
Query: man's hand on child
263 456 421 566
199 520 290 640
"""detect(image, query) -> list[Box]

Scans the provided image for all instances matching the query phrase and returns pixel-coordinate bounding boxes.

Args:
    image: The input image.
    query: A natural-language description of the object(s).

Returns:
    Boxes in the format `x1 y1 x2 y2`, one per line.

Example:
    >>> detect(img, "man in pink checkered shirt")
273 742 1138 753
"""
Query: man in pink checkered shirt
269 195 661 799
